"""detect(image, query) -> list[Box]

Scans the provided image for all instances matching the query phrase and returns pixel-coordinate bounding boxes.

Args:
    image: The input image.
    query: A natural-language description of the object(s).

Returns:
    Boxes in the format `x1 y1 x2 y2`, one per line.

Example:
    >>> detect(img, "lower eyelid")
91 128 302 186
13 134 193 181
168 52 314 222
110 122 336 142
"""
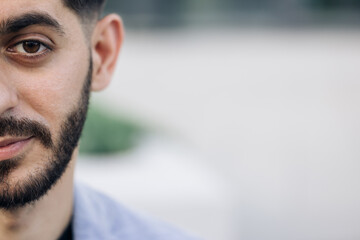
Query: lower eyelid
14 48 50 57
4 47 52 64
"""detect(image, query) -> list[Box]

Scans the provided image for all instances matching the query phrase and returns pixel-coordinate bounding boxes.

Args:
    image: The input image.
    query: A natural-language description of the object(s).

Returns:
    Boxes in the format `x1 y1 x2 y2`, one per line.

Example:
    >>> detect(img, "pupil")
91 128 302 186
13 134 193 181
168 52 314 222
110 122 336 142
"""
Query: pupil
23 41 40 53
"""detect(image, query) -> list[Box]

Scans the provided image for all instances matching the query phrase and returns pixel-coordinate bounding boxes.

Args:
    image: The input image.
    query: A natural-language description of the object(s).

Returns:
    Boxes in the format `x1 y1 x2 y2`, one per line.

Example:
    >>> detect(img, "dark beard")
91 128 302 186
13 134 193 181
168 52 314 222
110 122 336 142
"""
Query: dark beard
0 61 92 210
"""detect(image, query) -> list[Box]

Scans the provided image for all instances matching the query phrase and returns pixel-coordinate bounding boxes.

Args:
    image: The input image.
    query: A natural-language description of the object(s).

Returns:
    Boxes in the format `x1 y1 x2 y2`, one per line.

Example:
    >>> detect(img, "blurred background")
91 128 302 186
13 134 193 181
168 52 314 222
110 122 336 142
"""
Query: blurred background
76 1 360 240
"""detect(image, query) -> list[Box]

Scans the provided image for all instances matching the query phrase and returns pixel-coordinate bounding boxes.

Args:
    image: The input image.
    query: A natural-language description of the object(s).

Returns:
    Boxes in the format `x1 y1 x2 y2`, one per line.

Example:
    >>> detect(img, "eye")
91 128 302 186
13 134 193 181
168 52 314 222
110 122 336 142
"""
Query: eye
11 40 49 55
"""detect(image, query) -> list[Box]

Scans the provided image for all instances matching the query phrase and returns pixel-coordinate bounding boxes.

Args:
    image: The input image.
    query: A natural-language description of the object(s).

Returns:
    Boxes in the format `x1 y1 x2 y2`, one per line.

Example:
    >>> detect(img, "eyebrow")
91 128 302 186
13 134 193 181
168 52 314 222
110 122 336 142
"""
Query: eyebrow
0 12 65 36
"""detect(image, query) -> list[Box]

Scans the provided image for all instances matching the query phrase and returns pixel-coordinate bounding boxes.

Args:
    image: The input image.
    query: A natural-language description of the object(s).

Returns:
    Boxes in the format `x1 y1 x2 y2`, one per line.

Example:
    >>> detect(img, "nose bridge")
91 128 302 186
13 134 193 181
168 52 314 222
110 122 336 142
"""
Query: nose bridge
0 68 19 115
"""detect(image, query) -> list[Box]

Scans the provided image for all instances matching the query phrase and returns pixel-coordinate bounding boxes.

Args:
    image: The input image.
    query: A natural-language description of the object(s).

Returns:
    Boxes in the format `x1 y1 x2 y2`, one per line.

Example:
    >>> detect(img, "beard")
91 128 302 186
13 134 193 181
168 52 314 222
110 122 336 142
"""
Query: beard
0 61 92 210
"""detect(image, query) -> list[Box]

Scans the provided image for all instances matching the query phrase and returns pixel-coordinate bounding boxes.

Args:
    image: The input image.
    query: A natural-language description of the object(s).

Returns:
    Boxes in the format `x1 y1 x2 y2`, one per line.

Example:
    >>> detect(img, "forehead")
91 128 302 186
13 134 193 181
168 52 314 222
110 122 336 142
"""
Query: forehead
0 0 81 33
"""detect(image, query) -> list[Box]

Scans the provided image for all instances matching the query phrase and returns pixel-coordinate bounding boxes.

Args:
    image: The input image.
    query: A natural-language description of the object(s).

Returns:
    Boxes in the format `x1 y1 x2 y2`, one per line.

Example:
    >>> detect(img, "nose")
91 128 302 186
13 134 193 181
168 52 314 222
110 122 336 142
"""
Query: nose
0 79 18 115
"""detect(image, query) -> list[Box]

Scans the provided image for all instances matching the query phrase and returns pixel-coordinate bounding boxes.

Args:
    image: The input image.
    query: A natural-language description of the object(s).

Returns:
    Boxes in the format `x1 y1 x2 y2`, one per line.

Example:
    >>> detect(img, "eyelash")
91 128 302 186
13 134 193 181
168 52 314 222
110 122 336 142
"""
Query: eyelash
6 40 52 61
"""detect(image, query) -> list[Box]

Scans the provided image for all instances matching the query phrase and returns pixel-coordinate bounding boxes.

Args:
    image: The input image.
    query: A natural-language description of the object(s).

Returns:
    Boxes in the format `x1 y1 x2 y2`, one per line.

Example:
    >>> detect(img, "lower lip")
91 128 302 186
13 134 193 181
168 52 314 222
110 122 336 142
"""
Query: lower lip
0 138 33 161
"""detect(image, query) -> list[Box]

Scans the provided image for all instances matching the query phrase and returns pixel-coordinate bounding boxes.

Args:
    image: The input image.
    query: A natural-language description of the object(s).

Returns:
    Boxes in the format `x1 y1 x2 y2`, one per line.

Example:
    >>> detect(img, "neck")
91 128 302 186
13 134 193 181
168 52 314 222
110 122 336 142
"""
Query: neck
0 155 76 240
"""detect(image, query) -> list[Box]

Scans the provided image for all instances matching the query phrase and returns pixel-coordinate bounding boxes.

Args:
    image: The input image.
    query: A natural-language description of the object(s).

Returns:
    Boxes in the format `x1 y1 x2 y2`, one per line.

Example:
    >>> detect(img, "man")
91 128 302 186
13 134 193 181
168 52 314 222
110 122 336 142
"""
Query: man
0 0 197 239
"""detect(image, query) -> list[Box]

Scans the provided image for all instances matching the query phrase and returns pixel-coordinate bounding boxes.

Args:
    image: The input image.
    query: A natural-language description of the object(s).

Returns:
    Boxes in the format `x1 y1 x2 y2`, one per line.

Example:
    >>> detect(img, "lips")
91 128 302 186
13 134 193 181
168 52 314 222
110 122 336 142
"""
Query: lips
0 137 32 147
0 136 33 161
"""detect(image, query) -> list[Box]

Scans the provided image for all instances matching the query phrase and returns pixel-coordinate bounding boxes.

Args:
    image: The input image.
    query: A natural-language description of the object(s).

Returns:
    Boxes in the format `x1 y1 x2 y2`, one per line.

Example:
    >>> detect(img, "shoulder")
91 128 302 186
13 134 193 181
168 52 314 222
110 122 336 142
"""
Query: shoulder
73 183 200 240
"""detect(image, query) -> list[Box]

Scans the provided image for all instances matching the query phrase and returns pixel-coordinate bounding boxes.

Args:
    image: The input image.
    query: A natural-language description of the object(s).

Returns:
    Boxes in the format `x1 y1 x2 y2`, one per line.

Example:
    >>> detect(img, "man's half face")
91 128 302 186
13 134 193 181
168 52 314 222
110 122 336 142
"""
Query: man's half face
0 0 92 209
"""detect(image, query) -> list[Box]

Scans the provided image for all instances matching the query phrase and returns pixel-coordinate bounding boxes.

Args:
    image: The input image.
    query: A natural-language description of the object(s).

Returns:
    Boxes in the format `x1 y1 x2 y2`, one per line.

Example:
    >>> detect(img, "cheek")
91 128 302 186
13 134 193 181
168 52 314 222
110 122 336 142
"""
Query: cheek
14 60 88 129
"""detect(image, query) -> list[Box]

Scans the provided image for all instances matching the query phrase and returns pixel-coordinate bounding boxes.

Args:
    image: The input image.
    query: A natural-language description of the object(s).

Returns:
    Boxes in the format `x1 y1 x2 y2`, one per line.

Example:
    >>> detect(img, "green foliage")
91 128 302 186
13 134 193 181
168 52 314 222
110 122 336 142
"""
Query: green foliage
79 105 143 155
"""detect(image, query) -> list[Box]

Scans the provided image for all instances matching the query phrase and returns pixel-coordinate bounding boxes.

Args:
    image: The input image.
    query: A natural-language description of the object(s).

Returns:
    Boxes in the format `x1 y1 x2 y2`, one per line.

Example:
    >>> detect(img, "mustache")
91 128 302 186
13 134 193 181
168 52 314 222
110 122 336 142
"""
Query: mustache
0 117 53 148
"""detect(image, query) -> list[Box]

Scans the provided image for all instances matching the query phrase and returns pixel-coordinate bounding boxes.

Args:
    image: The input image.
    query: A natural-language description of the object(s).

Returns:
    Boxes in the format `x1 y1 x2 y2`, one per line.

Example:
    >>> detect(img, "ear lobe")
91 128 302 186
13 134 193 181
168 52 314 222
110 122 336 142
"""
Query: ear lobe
91 14 124 92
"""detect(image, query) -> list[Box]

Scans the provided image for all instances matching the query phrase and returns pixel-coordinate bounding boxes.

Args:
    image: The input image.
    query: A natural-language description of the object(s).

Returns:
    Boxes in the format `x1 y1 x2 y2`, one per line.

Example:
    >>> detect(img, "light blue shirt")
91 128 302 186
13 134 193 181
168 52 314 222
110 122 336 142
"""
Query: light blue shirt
73 183 199 240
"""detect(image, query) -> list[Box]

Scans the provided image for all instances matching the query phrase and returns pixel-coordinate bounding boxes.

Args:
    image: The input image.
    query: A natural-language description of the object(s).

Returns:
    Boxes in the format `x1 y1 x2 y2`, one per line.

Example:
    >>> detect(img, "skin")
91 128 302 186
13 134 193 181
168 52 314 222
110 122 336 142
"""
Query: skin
0 0 123 239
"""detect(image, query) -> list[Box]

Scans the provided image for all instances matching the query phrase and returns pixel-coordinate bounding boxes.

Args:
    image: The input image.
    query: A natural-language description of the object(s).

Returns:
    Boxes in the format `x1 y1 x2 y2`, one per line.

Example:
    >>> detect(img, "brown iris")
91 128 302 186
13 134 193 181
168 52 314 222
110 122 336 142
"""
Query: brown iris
22 41 41 53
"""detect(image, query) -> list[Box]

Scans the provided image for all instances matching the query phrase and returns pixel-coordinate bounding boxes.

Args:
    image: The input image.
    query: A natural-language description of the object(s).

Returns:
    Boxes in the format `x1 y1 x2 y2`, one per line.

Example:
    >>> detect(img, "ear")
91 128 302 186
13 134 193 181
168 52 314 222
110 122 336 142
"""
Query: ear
91 14 124 92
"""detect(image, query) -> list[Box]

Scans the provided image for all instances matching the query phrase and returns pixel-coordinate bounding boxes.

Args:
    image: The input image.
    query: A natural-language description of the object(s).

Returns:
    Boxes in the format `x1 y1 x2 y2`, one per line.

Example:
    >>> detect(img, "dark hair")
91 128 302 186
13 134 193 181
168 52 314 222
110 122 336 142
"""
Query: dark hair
62 0 106 20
